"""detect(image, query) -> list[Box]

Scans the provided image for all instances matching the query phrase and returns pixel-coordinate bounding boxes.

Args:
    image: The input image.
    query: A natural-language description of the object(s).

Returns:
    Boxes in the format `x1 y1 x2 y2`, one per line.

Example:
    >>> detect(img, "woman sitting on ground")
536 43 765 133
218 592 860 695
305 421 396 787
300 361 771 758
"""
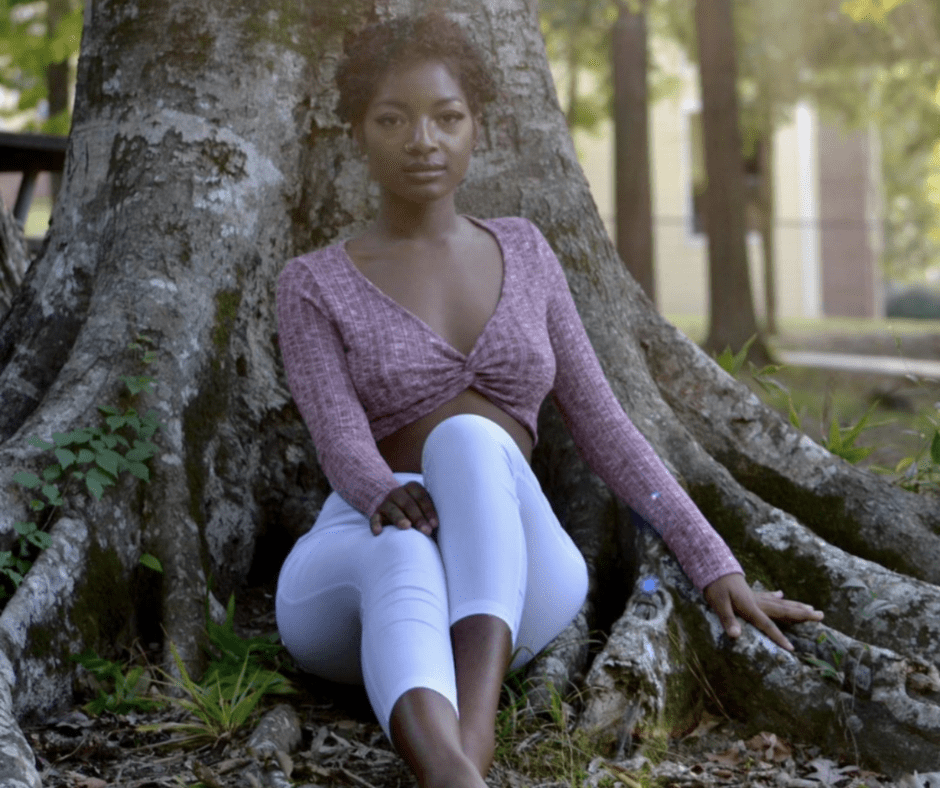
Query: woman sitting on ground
275 14 823 788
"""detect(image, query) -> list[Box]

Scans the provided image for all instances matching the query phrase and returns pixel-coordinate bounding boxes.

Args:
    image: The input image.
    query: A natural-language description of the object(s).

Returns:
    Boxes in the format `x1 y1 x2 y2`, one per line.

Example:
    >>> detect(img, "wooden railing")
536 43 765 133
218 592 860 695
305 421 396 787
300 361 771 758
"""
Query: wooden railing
0 131 67 227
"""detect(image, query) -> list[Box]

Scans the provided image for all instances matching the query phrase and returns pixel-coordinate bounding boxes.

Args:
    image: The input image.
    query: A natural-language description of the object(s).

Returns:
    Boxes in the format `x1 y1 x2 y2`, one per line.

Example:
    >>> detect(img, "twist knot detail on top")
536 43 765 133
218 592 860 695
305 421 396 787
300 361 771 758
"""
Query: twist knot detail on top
276 216 743 590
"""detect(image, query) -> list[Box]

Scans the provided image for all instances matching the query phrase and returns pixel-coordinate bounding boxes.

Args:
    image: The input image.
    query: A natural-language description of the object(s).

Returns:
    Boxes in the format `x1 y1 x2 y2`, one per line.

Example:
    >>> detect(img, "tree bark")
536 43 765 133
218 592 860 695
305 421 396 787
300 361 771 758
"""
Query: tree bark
694 0 769 363
0 0 937 783
0 199 28 316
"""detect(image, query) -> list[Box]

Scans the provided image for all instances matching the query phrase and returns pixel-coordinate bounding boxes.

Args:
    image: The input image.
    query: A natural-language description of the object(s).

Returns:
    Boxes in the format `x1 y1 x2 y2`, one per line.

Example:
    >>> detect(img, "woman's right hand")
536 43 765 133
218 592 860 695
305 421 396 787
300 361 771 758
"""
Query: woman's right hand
370 482 439 537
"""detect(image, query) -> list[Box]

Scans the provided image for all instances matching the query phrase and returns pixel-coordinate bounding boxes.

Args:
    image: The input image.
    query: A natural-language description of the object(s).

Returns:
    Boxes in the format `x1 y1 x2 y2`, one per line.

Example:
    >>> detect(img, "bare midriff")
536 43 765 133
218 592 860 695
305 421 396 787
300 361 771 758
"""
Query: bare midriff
377 388 533 473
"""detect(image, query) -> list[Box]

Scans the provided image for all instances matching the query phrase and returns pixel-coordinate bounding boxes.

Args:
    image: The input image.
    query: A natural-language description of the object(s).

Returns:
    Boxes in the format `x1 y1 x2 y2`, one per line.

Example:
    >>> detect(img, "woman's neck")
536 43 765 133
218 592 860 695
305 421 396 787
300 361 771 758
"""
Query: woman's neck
374 194 461 241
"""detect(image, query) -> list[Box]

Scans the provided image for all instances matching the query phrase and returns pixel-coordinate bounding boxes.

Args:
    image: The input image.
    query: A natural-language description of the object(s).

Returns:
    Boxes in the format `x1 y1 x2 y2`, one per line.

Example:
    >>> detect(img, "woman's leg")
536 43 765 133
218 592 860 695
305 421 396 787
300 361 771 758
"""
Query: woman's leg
421 414 589 773
277 480 458 732
389 689 485 788
277 481 484 787
421 415 527 773
450 613 512 774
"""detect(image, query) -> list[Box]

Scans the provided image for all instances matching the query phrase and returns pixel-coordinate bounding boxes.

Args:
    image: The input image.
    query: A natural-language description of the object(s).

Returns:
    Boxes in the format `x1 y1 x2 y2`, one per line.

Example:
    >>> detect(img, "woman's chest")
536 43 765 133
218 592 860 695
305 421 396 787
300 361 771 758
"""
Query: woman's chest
331 260 555 415
349 231 504 357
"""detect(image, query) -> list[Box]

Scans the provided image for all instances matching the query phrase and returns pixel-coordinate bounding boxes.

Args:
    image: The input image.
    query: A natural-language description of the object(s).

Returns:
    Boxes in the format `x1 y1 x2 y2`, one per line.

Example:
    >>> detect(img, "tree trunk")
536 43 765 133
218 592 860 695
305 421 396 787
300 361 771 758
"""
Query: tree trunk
757 129 777 335
0 0 937 784
612 0 655 304
45 0 75 198
694 0 769 363
0 199 28 315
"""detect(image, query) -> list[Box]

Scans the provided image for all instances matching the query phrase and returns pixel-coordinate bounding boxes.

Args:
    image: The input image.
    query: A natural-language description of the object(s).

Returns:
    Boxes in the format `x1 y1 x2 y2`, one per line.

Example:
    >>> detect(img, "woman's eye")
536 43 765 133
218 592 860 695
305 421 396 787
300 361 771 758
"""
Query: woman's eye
375 115 401 127
440 112 465 125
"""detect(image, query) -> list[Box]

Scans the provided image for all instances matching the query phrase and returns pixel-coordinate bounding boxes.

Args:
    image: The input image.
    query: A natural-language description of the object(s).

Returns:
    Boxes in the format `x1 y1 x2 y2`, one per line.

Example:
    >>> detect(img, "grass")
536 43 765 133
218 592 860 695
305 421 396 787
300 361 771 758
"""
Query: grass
23 195 52 239
668 315 940 480
667 314 940 343
493 675 671 788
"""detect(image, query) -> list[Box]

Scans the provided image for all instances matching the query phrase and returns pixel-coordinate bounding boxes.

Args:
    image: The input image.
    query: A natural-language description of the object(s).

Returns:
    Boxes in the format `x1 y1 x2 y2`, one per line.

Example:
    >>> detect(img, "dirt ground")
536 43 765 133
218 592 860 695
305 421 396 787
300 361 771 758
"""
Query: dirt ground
24 656 917 788
23 327 940 787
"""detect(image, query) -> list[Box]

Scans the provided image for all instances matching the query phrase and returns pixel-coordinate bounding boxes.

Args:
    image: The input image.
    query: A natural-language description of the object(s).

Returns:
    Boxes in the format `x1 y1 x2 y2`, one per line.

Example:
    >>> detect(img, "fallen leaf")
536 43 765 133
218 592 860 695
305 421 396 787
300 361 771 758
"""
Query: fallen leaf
65 773 107 788
685 711 724 739
806 757 856 786
745 731 793 762
706 743 744 766
192 760 224 788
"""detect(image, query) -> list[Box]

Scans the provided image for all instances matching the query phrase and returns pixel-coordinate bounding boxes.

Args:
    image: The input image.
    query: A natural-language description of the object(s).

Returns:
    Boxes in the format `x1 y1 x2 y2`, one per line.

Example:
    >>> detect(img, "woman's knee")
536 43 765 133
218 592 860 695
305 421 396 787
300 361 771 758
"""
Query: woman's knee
422 414 511 474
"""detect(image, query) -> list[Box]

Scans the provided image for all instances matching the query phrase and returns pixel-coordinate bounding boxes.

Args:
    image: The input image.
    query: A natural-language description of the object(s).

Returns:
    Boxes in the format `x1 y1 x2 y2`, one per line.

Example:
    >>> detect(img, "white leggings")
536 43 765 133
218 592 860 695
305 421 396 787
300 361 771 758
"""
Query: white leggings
275 414 588 739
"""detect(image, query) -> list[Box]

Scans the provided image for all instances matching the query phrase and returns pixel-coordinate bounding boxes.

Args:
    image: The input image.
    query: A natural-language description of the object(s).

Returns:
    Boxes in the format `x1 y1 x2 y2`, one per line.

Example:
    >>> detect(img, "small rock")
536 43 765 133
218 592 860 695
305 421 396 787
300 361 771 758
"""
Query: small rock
247 704 303 758
899 773 940 788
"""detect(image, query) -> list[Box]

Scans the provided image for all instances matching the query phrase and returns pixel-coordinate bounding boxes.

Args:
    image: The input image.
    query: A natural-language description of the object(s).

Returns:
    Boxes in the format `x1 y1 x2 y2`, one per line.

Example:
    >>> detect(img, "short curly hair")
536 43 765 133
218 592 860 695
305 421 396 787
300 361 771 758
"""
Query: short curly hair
335 13 498 128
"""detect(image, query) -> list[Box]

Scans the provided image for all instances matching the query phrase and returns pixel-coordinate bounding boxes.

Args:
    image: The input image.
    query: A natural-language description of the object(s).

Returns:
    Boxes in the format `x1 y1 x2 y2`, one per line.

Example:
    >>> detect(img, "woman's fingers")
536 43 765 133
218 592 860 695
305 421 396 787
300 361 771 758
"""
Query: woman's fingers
402 481 439 531
754 591 825 623
735 599 793 652
371 483 438 536
703 579 740 638
704 574 823 652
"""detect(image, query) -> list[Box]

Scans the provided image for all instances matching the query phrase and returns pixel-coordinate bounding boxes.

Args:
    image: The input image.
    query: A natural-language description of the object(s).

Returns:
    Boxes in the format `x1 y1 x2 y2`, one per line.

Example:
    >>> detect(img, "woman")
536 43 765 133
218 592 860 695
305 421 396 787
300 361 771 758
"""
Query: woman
276 14 822 788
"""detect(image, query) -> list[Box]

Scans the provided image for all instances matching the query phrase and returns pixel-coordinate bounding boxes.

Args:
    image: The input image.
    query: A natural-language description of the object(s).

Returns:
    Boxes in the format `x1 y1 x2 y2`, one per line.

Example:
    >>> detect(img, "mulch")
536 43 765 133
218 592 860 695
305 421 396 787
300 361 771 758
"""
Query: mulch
25 698 913 788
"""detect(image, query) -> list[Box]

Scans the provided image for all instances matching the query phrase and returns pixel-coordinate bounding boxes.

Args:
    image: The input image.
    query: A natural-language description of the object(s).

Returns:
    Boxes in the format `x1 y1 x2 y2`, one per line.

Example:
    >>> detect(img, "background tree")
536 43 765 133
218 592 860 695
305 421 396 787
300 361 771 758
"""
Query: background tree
0 0 83 133
540 0 664 304
612 0 655 302
693 0 768 361
826 0 940 282
538 0 614 134
1 1 939 785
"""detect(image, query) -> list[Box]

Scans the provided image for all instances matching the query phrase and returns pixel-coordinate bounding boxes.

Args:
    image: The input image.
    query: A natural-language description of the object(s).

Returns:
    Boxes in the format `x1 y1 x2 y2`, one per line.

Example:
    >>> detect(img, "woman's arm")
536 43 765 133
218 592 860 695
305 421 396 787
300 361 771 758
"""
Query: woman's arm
277 257 402 517
534 228 741 590
531 224 822 645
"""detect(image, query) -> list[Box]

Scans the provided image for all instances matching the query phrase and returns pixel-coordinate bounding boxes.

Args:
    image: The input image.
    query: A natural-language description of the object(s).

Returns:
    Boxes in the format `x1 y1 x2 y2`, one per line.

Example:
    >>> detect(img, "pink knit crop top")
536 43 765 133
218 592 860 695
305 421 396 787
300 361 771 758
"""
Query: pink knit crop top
276 216 742 590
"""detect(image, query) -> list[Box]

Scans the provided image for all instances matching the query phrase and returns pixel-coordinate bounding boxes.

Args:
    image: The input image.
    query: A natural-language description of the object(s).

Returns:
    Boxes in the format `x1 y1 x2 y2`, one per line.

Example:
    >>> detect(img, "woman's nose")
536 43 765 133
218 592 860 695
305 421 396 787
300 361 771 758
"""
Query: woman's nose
405 119 437 153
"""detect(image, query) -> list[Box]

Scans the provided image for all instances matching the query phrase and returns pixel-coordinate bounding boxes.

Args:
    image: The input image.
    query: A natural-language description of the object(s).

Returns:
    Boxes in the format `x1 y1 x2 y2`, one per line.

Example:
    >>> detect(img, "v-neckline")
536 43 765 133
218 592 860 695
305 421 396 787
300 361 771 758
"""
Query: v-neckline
339 216 508 359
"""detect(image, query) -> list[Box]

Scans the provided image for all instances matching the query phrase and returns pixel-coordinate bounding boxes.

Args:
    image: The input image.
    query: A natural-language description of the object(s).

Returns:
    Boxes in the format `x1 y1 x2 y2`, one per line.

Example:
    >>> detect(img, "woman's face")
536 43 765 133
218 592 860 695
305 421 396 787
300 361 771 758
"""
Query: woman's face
356 59 478 205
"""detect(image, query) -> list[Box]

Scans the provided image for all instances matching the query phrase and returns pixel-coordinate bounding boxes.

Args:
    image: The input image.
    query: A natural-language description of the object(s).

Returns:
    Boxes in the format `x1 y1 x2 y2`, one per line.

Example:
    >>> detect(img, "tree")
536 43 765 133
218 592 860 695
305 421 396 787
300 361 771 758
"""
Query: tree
824 0 940 281
693 0 768 361
540 0 658 303
1 1 939 785
0 0 83 133
612 0 655 303
0 199 28 313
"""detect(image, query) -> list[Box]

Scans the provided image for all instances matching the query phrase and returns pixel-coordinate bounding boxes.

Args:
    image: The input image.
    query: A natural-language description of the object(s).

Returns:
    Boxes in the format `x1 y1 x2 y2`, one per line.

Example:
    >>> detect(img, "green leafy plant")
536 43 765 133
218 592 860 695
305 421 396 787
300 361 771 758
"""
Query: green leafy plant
0 521 51 590
142 639 290 748
72 649 165 716
201 593 293 701
713 335 757 376
4 337 162 601
147 643 277 746
734 352 885 466
136 594 292 748
890 414 940 493
818 401 883 464
803 632 845 682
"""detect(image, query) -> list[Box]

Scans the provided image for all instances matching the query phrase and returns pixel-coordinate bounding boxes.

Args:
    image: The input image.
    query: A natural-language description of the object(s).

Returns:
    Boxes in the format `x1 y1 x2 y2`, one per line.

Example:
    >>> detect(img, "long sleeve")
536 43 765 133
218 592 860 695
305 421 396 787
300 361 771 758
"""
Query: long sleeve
536 228 743 590
276 257 400 517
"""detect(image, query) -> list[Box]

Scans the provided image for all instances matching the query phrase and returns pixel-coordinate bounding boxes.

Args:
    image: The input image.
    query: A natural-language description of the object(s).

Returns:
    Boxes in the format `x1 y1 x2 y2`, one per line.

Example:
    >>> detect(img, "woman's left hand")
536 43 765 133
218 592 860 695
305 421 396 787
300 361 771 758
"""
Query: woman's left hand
703 573 824 652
